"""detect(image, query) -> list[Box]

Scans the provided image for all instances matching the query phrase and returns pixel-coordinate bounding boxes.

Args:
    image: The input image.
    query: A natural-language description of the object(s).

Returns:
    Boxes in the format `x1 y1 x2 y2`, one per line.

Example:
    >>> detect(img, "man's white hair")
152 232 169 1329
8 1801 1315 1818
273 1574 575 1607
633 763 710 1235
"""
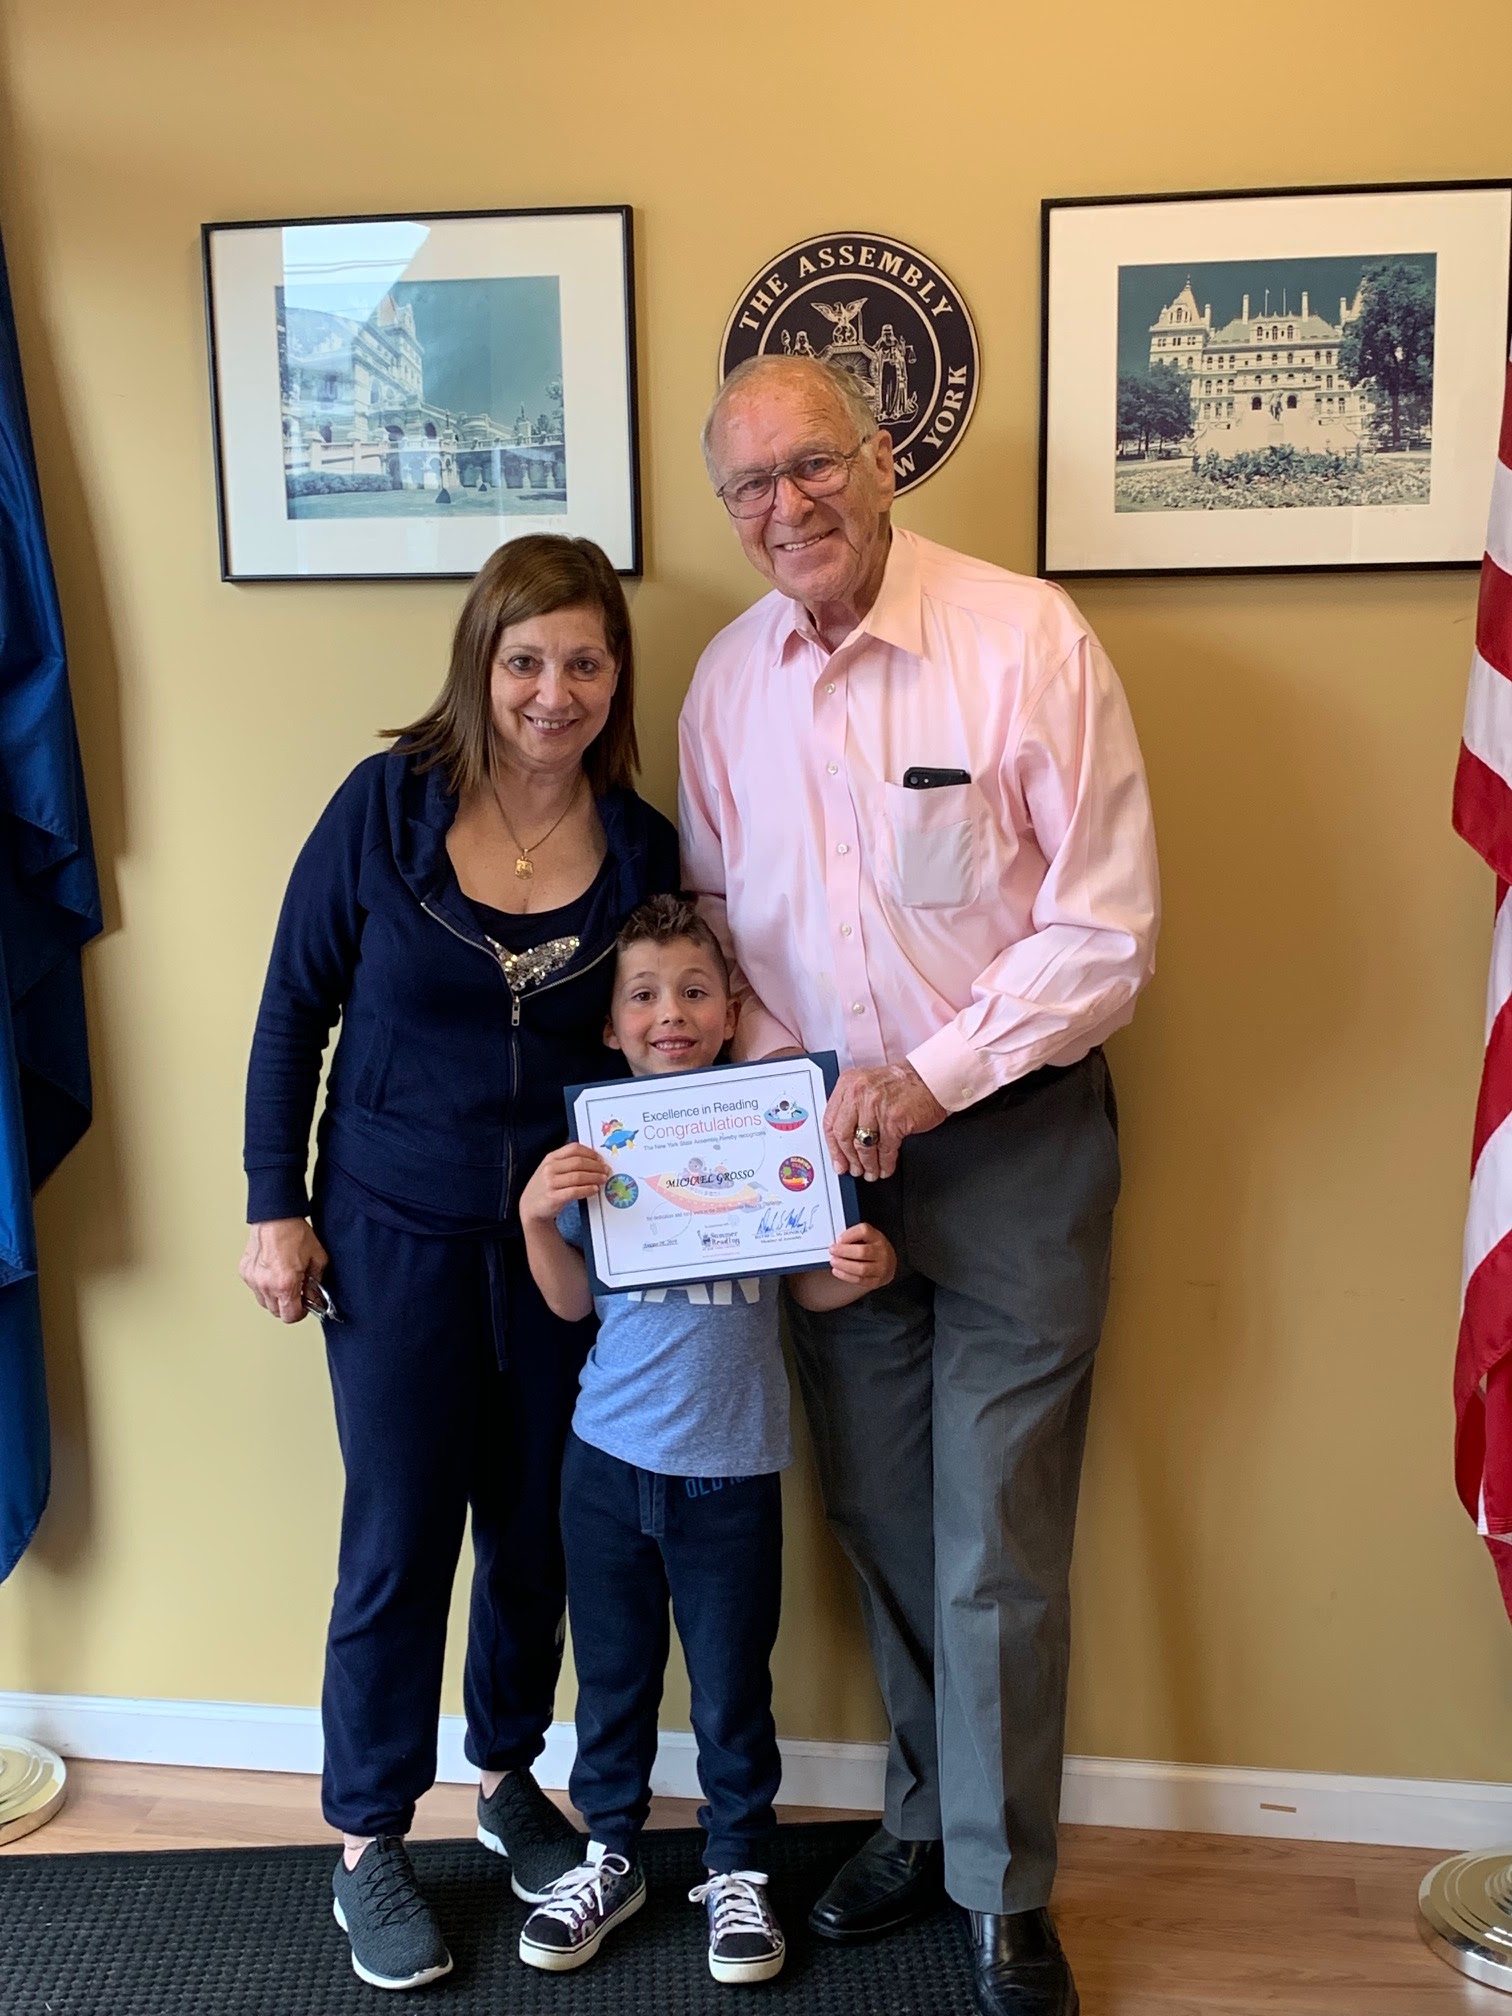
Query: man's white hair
701 355 878 476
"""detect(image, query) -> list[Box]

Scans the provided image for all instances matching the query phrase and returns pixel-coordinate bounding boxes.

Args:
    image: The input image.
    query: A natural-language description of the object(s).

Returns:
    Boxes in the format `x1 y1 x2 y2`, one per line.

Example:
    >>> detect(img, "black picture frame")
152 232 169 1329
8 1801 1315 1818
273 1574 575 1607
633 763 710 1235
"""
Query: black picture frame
203 204 642 581
1038 179 1512 579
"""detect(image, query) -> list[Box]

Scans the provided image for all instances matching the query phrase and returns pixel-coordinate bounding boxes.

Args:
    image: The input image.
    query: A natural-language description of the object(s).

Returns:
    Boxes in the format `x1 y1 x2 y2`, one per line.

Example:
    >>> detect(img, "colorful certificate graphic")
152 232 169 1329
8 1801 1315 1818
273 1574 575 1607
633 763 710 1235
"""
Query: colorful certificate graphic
566 1053 855 1293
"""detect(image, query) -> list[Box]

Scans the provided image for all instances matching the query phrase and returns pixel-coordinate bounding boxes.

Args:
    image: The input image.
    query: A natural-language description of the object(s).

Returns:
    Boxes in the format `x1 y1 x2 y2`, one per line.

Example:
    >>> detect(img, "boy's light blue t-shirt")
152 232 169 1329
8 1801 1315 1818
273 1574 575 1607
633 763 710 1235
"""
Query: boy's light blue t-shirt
559 1202 793 1478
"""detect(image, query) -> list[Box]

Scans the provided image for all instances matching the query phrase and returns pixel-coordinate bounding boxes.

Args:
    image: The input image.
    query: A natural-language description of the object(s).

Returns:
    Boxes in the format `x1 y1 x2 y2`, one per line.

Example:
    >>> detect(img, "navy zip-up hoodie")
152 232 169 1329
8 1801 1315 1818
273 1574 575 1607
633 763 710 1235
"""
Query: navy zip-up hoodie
244 747 680 1229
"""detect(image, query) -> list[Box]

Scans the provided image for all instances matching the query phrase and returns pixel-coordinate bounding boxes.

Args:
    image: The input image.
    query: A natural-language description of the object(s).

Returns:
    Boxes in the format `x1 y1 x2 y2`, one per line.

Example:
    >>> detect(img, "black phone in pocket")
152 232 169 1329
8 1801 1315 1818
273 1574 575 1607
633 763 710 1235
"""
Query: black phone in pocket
902 767 971 790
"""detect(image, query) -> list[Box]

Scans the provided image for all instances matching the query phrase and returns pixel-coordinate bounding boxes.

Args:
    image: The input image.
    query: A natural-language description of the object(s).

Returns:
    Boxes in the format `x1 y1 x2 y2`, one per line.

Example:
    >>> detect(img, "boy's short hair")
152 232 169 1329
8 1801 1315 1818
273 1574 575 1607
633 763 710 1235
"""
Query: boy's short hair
614 894 730 987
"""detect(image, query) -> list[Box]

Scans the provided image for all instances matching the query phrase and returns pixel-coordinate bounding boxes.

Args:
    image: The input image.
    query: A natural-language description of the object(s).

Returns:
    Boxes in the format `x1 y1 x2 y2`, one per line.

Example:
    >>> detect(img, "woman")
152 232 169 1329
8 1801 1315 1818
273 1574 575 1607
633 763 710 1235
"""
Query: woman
239 535 678 1992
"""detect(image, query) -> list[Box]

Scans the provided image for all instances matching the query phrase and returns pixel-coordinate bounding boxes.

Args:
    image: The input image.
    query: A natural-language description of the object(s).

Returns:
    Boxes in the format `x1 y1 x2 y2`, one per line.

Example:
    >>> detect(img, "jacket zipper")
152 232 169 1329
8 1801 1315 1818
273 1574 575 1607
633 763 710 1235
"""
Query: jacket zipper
419 903 617 1217
496 939 617 1209
421 900 520 1217
527 937 617 1001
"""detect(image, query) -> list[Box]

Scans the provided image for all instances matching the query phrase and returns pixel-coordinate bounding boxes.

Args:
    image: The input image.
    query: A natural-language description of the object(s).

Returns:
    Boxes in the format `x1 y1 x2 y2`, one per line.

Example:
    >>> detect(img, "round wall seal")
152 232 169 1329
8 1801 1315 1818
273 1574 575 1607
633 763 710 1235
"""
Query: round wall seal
719 232 980 495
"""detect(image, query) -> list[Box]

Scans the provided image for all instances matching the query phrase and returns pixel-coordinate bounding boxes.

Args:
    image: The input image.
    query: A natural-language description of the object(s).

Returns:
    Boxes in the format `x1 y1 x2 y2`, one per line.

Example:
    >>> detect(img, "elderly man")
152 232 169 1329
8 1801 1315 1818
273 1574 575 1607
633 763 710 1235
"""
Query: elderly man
678 355 1158 2016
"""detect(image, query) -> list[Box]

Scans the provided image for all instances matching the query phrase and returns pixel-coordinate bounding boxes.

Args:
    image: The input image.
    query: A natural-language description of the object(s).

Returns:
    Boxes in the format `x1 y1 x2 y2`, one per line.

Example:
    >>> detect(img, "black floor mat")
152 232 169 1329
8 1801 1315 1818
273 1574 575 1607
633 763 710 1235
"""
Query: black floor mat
0 1821 979 2014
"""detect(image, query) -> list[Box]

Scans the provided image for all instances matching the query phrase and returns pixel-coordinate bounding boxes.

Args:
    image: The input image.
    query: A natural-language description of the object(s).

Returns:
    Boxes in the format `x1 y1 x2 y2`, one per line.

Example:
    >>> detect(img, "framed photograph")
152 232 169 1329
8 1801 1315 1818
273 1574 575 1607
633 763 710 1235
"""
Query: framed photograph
565 1053 858 1295
203 206 641 581
1039 181 1512 577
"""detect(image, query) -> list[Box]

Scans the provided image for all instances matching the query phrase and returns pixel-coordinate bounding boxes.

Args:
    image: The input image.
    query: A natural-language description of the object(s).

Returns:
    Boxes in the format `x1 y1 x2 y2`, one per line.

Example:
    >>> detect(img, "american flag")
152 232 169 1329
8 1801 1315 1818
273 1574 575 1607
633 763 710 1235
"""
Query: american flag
1452 340 1512 1615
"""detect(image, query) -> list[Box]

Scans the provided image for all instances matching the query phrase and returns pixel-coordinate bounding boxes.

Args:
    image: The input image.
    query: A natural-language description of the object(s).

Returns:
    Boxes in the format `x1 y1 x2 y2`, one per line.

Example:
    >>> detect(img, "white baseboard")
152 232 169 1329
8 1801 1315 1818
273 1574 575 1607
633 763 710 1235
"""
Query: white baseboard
0 1690 885 1814
2 1690 1507 1852
1056 1754 1512 1851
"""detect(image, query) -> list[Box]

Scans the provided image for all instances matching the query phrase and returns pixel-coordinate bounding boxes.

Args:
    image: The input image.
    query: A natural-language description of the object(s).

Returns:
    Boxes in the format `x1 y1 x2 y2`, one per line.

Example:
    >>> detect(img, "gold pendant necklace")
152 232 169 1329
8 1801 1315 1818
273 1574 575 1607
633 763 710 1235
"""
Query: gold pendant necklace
492 773 582 880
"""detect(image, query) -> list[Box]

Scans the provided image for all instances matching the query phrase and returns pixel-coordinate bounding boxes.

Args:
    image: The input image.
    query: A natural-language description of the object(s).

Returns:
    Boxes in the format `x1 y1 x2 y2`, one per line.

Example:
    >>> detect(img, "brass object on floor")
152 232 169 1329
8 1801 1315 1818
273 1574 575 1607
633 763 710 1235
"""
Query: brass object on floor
1420 1846 1512 1992
0 1737 67 1846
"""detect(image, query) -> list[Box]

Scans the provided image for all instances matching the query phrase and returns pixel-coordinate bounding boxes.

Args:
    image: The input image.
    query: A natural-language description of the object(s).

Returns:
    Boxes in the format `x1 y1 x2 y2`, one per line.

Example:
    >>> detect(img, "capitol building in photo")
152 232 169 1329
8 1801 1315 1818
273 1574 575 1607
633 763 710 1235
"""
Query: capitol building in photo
1148 279 1377 455
278 290 564 502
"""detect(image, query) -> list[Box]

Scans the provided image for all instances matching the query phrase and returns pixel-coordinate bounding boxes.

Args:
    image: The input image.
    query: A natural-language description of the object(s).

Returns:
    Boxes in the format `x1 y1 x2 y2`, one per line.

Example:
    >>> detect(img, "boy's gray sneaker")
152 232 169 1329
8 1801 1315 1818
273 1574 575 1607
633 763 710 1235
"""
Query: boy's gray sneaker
476 1769 584 1902
331 1836 453 1991
518 1846 646 1972
690 1870 786 1984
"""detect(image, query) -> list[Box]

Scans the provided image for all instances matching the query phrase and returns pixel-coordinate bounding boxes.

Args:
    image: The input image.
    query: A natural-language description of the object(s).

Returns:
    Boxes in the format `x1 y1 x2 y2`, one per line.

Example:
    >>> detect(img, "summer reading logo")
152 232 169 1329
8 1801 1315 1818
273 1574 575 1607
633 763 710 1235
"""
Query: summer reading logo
719 232 981 495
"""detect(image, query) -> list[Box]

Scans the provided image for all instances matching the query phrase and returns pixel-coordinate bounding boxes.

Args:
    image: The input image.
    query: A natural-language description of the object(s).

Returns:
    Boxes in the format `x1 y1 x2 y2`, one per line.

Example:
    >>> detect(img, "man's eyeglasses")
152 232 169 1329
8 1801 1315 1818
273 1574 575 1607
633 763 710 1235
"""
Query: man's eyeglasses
715 440 871 520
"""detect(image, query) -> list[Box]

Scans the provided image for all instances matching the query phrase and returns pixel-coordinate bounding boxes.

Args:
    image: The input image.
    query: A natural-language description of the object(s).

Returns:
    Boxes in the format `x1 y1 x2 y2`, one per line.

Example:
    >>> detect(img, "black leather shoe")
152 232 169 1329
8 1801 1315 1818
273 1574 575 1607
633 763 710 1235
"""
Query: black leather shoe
969 1909 1079 2016
808 1826 943 1943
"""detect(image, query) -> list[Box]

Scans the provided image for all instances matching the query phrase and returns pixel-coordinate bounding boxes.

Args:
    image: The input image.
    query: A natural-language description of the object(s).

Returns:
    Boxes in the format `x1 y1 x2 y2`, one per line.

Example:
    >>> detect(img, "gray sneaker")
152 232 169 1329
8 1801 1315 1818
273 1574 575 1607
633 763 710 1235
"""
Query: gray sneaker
518 1846 646 1972
331 1837 453 1991
476 1769 584 1901
690 1870 786 1984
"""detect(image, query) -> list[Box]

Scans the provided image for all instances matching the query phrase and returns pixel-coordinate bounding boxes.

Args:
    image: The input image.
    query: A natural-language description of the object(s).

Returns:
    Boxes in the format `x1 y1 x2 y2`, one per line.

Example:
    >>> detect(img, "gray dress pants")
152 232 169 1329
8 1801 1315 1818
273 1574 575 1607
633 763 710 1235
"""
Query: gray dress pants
786 1049 1120 1915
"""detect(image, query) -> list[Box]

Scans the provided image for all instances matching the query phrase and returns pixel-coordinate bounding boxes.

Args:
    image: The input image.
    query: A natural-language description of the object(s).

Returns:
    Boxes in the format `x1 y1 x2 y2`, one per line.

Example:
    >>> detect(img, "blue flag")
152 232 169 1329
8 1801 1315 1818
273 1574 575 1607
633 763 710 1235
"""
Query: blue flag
0 230 101 1582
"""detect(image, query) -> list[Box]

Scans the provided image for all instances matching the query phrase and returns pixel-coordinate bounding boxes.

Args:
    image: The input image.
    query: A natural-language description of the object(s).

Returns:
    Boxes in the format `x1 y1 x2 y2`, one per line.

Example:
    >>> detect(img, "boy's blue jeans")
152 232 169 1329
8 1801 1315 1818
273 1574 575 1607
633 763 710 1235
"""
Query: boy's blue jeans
561 1431 783 1872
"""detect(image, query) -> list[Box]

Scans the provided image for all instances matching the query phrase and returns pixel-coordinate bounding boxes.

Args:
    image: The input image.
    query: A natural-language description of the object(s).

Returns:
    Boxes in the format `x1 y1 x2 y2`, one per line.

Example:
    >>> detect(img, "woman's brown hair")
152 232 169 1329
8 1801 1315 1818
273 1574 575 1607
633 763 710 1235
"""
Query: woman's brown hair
386 534 639 797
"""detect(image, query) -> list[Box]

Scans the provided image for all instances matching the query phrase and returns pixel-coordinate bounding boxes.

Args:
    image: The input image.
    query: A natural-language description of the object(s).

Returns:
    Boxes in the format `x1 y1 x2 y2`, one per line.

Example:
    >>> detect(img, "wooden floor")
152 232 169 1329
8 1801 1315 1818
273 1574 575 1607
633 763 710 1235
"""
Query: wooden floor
3 1760 1500 2013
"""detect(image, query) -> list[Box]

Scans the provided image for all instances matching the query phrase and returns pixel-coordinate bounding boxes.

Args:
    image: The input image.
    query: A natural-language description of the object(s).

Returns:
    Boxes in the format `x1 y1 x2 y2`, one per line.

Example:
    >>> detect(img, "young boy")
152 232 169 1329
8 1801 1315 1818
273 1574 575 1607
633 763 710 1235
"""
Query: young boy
518 894 896 1985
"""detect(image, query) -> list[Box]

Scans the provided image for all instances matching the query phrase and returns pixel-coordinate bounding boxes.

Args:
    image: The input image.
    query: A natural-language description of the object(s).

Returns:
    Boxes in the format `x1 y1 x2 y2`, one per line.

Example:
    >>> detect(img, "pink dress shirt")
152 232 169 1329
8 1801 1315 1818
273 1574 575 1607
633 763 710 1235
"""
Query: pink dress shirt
677 529 1160 1114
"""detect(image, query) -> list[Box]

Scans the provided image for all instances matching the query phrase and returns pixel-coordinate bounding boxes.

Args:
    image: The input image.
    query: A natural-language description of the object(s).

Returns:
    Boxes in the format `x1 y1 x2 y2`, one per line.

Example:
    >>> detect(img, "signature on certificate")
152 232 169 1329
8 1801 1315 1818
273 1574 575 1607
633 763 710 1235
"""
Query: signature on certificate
755 1202 821 1241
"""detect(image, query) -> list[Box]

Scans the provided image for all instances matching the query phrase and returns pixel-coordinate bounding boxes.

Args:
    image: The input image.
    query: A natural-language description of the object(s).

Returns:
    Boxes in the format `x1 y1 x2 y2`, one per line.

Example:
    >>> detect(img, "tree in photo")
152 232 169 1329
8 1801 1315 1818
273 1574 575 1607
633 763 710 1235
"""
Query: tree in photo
1338 261 1435 452
1145 362 1192 456
1116 373 1150 456
1116 362 1191 458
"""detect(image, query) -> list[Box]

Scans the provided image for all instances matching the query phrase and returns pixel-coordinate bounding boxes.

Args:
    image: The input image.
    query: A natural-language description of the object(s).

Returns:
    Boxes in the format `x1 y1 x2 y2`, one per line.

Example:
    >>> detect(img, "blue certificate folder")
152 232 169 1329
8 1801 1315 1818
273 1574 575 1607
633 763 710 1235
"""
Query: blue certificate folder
562 1051 860 1297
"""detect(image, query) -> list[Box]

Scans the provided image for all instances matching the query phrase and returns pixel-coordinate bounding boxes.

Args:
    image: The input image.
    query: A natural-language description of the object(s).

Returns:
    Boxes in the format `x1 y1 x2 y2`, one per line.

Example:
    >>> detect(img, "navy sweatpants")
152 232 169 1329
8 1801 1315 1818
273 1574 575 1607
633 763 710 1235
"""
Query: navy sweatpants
560 1432 784 1873
313 1169 592 1836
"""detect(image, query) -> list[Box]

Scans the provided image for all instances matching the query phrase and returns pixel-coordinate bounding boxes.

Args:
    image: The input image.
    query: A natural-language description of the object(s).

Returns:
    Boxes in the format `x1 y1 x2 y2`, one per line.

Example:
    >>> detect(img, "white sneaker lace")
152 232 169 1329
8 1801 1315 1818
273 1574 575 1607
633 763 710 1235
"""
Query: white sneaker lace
534 1854 629 1934
688 1870 776 1942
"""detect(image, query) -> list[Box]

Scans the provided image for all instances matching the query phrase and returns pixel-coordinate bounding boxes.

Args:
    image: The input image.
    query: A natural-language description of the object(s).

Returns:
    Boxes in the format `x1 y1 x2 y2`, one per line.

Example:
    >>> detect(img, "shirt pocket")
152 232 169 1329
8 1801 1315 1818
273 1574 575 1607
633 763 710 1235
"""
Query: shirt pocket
881 780 983 909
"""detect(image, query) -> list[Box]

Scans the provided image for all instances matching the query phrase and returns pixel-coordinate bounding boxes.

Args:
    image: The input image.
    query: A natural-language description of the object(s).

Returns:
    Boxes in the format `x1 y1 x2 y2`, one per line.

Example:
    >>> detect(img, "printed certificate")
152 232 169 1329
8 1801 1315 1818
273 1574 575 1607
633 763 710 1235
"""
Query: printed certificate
565 1053 856 1294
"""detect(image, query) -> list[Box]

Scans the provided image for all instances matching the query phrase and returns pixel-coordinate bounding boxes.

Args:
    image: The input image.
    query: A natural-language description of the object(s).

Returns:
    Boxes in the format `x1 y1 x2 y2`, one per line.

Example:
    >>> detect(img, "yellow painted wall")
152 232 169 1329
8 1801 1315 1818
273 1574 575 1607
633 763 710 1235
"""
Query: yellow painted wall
1 0 1509 1786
